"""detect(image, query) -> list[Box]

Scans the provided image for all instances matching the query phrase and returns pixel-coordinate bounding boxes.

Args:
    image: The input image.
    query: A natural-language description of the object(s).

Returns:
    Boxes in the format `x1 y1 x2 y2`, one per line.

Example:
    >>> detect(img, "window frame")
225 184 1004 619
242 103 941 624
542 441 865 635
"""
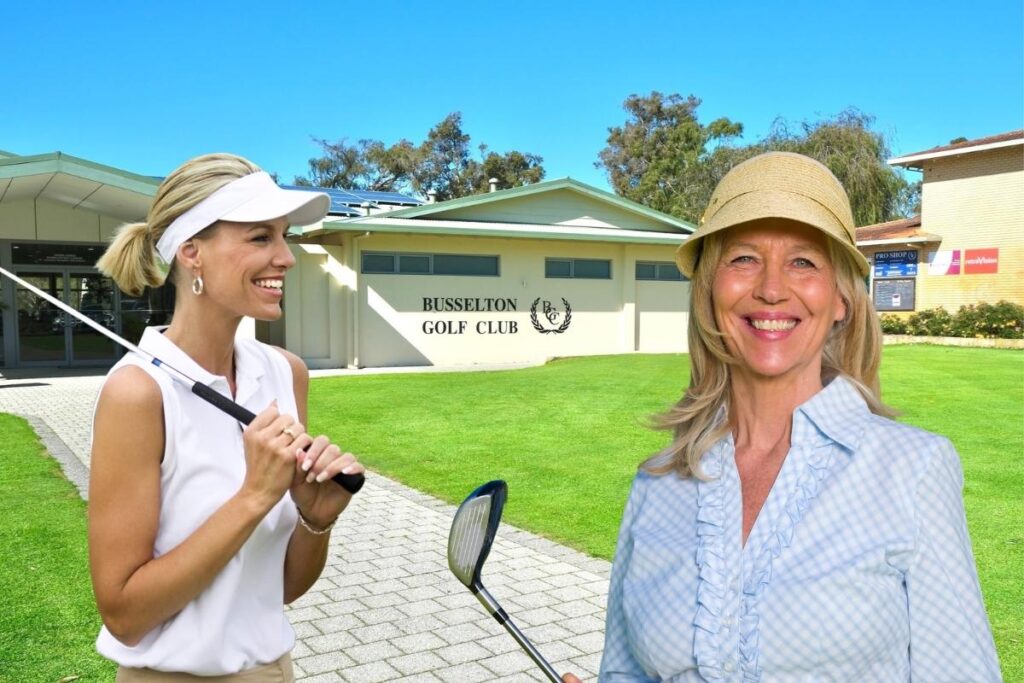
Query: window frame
360 251 501 277
635 260 687 282
544 257 613 280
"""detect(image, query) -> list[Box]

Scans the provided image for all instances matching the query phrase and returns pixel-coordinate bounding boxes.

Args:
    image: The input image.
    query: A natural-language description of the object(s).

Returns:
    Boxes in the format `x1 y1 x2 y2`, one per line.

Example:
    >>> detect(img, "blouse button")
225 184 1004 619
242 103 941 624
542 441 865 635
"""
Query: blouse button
723 616 735 628
723 661 736 673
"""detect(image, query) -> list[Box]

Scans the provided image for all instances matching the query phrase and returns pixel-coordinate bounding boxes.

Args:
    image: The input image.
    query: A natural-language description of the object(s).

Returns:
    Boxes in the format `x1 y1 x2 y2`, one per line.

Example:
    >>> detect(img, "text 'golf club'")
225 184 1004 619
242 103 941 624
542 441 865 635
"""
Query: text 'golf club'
447 481 561 682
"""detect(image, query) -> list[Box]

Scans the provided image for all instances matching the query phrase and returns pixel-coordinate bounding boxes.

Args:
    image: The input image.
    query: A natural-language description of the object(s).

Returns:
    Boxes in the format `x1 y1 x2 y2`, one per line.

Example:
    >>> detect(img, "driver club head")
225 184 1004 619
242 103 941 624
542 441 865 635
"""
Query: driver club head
446 480 562 682
447 480 507 590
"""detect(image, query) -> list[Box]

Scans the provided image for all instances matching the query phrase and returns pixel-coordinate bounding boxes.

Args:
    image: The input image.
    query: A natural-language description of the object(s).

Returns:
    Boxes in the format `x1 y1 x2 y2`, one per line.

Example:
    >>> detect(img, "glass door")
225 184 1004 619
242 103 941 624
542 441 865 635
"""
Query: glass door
15 272 67 364
68 272 118 363
15 269 119 366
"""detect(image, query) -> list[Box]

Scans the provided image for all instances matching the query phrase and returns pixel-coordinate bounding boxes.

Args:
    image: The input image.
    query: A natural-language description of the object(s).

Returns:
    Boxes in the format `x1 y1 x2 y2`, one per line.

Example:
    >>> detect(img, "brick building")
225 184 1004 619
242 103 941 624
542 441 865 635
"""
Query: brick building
856 130 1023 313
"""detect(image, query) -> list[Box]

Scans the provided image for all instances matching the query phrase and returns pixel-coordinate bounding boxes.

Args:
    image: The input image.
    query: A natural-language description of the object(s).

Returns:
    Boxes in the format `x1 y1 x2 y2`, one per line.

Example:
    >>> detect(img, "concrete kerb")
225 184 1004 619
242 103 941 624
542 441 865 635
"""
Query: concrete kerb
0 369 612 682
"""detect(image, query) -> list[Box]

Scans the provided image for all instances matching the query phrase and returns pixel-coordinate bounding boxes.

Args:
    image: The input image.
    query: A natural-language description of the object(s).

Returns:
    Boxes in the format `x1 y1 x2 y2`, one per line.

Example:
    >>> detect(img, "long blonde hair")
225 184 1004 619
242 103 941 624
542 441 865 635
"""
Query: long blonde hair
96 153 261 296
646 224 894 479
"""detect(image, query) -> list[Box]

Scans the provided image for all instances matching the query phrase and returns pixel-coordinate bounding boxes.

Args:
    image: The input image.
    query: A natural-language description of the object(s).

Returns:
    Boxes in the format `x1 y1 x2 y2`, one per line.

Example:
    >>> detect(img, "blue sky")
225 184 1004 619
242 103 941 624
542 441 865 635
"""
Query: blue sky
4 0 1022 192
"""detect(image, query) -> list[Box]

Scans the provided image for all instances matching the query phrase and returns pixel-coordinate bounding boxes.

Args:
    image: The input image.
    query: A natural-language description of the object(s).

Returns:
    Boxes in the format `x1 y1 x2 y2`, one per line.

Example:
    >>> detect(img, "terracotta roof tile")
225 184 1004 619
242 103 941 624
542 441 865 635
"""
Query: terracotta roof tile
856 216 924 242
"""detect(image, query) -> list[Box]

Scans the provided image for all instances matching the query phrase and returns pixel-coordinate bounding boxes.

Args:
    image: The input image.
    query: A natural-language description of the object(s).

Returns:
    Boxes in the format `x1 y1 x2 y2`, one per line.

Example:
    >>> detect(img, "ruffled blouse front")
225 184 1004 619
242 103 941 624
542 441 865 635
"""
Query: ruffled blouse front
598 377 1000 682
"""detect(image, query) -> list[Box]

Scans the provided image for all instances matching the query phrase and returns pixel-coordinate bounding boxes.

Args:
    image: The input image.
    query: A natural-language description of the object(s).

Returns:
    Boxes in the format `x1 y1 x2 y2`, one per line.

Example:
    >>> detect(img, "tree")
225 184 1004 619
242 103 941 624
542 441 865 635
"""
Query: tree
598 95 918 226
596 92 743 222
757 109 915 226
295 113 545 201
411 113 476 201
293 137 417 191
470 146 545 194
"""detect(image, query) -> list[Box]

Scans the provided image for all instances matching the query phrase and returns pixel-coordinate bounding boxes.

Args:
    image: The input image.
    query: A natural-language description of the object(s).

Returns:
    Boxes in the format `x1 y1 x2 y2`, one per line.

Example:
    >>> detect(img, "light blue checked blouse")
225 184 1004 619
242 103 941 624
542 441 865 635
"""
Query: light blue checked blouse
599 377 1001 682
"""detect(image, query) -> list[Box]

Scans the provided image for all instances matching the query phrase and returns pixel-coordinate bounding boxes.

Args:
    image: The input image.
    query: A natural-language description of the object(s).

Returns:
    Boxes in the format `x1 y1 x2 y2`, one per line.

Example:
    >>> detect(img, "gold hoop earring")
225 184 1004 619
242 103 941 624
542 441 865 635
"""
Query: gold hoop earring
192 274 204 296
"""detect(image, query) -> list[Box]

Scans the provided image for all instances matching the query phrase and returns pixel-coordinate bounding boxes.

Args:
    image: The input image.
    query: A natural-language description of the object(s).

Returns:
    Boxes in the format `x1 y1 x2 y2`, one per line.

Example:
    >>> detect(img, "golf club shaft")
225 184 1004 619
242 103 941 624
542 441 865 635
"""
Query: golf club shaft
475 587 561 682
0 265 363 494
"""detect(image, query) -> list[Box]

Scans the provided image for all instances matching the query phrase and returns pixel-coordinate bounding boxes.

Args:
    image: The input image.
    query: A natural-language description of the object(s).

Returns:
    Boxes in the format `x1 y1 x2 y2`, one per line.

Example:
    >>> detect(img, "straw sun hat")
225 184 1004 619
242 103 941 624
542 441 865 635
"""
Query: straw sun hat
675 151 870 278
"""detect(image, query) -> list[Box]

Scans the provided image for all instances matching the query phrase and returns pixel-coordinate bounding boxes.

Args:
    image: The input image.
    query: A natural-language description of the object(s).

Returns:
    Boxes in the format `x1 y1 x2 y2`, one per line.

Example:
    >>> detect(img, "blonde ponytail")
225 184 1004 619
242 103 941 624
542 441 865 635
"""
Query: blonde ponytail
96 222 163 297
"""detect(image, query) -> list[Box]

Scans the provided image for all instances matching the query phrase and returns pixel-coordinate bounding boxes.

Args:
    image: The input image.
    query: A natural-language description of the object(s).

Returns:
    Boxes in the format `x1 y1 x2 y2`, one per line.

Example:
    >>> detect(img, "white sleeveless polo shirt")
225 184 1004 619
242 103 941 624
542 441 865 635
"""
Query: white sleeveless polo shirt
94 327 300 675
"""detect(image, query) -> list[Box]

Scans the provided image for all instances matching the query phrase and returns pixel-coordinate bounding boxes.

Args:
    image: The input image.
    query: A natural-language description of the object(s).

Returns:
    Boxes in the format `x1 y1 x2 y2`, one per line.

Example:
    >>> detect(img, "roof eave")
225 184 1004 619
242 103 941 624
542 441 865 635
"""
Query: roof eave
888 138 1024 168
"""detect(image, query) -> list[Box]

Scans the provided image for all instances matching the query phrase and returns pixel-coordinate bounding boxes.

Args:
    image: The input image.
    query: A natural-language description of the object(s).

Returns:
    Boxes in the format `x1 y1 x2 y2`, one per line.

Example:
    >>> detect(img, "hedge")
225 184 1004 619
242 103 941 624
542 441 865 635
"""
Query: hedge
879 301 1024 339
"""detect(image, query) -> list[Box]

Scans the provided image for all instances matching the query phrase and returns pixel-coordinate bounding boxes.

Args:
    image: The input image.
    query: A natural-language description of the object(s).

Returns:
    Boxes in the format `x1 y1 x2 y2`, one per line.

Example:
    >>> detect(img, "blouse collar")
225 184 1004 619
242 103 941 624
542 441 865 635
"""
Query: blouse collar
137 326 266 406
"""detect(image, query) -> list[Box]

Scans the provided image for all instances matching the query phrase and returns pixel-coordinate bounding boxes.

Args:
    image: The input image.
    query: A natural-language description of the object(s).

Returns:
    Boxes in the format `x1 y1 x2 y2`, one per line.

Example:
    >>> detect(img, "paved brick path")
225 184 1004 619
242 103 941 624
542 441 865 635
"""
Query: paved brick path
0 372 610 682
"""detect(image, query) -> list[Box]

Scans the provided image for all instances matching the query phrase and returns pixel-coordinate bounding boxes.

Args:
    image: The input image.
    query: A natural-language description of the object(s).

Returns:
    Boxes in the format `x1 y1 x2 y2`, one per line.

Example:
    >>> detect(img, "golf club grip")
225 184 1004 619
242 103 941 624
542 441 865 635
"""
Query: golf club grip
191 383 365 495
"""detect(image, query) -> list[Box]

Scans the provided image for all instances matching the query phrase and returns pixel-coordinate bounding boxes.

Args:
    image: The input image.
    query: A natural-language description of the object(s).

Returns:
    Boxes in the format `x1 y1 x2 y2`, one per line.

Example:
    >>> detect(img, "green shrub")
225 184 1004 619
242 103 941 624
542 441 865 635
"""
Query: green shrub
883 301 1024 339
907 307 954 336
879 314 908 334
952 301 1024 339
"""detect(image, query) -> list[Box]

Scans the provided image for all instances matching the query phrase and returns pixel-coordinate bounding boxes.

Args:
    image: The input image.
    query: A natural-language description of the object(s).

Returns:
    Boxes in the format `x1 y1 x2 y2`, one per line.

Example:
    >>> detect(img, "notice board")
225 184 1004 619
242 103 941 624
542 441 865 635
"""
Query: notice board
874 278 916 312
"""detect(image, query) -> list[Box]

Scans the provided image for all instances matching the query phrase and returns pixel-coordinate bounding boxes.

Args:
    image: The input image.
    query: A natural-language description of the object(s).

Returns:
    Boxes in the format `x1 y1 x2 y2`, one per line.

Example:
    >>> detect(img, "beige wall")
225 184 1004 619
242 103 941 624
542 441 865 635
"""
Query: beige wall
287 233 690 368
865 146 1024 314
0 198 121 242
280 244 350 369
916 146 1023 310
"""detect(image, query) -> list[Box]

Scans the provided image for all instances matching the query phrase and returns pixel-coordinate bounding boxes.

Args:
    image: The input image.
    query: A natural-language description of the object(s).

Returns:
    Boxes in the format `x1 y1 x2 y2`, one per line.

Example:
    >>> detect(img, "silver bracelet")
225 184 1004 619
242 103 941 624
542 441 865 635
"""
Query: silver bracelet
296 506 335 535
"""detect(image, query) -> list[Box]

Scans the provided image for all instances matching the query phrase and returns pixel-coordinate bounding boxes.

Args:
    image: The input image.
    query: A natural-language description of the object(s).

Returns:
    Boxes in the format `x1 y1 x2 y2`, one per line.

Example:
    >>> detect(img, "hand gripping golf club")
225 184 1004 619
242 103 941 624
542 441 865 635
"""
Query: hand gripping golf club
447 480 561 682
0 265 363 495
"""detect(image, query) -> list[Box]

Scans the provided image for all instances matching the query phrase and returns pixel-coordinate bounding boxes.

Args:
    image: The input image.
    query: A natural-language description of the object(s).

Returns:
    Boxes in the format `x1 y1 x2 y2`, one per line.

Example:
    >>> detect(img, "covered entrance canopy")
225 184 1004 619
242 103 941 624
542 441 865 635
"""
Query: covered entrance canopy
0 152 161 368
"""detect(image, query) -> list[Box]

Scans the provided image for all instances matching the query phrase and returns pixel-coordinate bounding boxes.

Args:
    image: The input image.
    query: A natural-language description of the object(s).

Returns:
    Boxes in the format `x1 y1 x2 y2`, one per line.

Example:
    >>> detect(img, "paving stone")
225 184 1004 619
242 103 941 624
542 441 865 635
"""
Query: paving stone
293 650 356 676
479 650 536 676
433 662 493 683
476 633 521 657
339 660 401 683
565 631 606 655
391 630 448 655
297 673 344 683
349 622 404 644
435 641 492 666
344 638 402 664
434 621 492 646
303 631 360 654
389 651 449 676
395 597 445 618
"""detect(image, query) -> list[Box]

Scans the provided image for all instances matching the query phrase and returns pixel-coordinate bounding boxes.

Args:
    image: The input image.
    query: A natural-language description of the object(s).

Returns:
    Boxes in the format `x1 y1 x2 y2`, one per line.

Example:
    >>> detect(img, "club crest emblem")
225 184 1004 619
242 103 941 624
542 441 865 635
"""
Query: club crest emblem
530 298 572 334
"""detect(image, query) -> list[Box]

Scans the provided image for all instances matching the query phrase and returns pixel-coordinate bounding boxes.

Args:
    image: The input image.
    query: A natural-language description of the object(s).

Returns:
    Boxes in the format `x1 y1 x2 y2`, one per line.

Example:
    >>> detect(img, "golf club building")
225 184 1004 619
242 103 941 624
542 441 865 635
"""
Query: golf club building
273 178 695 368
0 151 694 370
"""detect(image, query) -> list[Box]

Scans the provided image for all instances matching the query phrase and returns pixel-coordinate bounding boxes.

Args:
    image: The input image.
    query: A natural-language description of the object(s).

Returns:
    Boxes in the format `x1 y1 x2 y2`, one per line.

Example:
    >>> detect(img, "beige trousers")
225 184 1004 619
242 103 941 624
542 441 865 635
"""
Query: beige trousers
114 653 294 682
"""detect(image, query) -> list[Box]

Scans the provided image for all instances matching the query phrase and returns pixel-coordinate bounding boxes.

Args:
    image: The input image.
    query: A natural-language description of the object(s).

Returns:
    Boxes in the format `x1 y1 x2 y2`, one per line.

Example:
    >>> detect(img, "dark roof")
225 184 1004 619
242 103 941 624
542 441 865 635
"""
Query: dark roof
856 216 924 242
895 130 1023 160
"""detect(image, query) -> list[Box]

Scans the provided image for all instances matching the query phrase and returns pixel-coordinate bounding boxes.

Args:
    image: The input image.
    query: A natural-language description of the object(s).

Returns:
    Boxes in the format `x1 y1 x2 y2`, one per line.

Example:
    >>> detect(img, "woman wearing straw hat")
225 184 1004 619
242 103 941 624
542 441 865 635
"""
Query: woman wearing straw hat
89 153 364 681
565 152 999 682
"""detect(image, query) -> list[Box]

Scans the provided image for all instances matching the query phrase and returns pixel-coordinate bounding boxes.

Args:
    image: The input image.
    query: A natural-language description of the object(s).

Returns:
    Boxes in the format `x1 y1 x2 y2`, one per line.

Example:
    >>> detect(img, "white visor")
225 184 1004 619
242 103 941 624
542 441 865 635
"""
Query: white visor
156 171 330 265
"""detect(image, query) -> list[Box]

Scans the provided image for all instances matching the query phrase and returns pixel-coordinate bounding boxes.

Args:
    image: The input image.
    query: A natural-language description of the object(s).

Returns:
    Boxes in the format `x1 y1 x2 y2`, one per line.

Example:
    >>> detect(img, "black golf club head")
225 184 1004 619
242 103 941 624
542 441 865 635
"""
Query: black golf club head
448 480 507 591
447 480 560 682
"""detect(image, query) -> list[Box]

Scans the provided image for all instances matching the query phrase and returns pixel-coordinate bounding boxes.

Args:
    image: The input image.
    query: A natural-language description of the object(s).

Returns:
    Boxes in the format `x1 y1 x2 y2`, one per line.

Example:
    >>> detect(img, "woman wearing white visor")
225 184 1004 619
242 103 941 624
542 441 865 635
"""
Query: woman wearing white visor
90 153 363 681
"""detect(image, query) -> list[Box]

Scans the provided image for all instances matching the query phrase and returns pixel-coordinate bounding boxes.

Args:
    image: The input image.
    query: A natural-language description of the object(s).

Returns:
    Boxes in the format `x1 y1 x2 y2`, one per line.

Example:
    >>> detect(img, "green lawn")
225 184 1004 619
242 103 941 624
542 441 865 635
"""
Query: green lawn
309 346 1023 679
0 414 116 682
2 346 1020 680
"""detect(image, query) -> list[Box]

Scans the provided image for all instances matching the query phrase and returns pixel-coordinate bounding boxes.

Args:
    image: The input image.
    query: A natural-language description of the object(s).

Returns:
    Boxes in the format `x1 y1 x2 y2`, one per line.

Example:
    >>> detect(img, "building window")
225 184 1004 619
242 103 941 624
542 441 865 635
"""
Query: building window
361 252 499 276
545 258 612 279
636 261 686 281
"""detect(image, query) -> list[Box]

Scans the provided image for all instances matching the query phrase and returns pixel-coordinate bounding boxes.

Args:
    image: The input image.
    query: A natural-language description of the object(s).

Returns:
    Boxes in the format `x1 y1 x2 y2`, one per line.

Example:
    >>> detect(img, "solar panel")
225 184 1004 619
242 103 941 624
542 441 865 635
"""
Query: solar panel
347 189 423 205
280 184 422 213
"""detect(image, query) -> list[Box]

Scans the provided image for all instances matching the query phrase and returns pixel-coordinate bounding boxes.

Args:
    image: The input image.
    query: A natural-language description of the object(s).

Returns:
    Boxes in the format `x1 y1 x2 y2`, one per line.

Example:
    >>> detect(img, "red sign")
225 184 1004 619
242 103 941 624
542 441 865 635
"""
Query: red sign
964 249 999 274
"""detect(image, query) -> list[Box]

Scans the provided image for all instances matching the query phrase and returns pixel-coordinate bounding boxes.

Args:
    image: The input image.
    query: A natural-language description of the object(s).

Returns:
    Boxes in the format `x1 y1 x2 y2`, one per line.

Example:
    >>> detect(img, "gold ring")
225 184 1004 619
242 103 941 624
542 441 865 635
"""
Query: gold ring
282 427 297 439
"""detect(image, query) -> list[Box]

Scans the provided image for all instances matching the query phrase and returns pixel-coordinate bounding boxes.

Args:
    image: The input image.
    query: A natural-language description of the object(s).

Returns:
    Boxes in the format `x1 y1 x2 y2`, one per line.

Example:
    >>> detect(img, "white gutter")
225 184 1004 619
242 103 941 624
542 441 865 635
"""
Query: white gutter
888 138 1023 167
